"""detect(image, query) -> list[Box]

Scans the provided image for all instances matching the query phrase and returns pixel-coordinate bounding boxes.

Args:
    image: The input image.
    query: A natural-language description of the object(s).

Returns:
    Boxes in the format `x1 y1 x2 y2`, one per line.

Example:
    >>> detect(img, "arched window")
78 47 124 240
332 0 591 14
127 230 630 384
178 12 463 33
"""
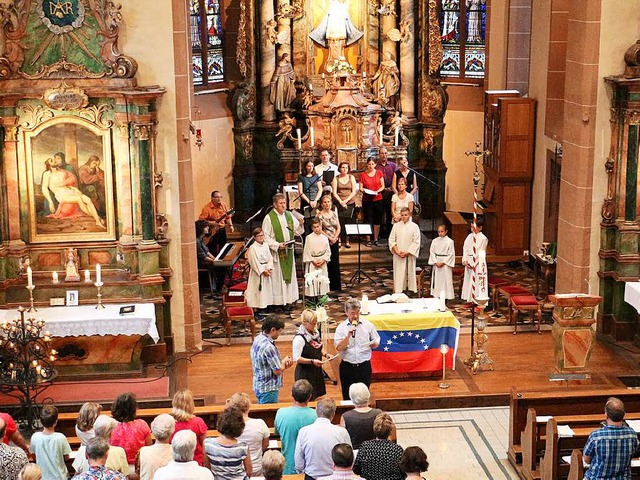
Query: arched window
440 0 487 81
190 0 224 87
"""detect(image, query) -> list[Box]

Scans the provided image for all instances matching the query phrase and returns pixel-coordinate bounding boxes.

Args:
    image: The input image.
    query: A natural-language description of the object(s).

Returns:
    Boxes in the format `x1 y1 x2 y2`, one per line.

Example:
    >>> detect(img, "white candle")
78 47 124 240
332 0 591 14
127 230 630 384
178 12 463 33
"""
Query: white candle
321 73 325 80
27 267 33 287
52 271 58 283
296 129 302 150
361 294 369 315
310 127 315 147
395 127 399 146
84 269 91 282
96 264 101 283
363 71 367 78
379 125 384 144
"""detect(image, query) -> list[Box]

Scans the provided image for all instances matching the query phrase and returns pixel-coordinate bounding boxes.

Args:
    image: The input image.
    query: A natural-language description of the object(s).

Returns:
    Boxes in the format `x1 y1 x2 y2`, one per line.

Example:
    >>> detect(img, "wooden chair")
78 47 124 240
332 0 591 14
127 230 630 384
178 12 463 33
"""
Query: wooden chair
223 306 255 346
509 295 542 334
222 292 246 308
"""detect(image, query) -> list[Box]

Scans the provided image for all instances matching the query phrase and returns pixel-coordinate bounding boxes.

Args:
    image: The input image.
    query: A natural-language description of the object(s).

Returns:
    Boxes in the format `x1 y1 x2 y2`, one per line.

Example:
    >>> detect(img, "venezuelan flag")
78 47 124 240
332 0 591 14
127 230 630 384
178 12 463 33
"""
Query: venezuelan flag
368 311 460 374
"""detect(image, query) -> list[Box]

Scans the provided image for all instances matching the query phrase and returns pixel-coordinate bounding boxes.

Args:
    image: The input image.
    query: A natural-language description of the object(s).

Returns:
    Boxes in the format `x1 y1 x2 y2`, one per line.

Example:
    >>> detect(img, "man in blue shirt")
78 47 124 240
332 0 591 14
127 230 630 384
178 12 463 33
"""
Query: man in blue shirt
250 316 294 404
583 397 638 480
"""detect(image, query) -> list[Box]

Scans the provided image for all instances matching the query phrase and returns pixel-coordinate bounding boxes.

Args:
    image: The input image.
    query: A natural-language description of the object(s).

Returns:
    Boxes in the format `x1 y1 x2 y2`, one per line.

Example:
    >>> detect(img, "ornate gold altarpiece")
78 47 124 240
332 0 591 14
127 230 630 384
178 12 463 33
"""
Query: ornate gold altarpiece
0 0 168 375
228 0 448 217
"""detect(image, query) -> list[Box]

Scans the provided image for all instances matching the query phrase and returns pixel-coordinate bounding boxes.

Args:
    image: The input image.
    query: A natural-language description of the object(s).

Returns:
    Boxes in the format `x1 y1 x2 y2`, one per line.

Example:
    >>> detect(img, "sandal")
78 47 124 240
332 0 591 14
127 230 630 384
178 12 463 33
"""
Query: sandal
373 240 380 247
365 241 373 247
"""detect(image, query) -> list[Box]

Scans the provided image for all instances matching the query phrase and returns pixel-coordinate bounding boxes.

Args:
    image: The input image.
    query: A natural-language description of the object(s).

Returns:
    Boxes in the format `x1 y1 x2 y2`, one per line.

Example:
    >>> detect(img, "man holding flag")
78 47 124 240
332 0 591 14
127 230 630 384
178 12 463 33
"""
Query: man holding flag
334 299 380 400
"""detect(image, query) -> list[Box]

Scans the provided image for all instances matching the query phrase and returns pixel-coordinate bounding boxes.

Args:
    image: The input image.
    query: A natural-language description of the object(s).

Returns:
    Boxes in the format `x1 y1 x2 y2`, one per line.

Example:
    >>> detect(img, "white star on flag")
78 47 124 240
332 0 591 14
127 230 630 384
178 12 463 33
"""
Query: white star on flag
387 340 393 345
423 345 429 350
392 335 398 339
399 332 405 337
406 332 413 337
384 347 389 351
420 338 425 343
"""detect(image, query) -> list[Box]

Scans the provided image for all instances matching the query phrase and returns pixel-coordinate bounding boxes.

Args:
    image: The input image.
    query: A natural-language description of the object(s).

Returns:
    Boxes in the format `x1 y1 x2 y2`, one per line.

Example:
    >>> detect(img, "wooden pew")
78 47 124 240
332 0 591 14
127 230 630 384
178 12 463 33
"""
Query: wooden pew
56 401 354 437
508 388 640 470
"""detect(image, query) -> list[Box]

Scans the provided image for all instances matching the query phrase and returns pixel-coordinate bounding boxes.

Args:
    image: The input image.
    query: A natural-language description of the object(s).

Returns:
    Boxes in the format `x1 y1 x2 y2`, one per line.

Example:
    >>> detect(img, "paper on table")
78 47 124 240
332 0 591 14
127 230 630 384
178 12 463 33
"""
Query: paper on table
320 353 340 364
340 400 354 406
627 420 640 432
228 291 243 297
557 425 575 437
561 455 588 468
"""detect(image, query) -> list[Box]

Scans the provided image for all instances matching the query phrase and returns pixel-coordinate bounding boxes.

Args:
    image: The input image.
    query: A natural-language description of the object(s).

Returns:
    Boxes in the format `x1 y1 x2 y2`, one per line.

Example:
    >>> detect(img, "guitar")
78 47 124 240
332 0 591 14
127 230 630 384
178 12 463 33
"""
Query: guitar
207 208 236 233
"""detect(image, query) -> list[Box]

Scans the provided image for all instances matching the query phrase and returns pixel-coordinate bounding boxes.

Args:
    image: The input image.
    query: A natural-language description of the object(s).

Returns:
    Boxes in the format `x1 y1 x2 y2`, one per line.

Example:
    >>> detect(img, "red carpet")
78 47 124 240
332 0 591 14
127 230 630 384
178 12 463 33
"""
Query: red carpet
0 375 169 405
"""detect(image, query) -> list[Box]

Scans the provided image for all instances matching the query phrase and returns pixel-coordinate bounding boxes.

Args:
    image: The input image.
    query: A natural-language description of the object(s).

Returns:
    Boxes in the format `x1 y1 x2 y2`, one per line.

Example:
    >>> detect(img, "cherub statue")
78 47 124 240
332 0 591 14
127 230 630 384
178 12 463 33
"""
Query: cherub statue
276 113 296 138
400 20 412 43
64 248 80 282
276 2 294 19
377 0 396 16
265 19 278 45
386 111 406 135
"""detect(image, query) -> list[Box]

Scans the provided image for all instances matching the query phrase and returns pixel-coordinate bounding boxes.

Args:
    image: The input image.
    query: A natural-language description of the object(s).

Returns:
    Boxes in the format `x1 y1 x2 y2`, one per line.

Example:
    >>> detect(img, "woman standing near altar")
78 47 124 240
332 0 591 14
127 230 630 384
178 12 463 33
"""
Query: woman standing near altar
292 309 327 399
316 194 342 292
331 162 357 249
360 158 385 246
391 177 414 223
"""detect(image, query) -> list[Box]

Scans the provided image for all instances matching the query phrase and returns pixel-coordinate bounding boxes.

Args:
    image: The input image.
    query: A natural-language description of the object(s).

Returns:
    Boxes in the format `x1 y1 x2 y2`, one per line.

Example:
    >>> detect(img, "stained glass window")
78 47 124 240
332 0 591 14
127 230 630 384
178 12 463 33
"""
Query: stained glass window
439 0 486 81
191 0 224 86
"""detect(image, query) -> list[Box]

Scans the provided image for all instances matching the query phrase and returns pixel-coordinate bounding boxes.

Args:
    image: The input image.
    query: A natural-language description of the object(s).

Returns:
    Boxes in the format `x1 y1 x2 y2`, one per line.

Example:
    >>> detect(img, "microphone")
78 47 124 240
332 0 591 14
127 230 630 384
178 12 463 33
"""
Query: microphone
351 319 357 338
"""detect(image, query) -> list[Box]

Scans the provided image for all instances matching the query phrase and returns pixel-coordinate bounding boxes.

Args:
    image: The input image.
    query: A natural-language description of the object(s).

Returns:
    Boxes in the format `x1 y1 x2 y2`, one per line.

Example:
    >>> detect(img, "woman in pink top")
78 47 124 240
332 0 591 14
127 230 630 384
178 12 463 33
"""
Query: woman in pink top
359 158 385 246
109 392 152 467
171 389 209 466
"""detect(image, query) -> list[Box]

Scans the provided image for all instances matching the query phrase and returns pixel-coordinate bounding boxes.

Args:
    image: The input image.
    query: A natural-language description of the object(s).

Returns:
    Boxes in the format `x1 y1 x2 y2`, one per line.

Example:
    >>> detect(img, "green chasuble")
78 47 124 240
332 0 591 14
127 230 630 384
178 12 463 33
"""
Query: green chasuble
268 210 295 284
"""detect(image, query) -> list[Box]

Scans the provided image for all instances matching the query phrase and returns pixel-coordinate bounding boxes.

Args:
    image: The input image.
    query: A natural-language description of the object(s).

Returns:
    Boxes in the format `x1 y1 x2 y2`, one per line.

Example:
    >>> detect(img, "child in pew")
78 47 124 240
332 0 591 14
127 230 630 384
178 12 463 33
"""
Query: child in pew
30 405 72 480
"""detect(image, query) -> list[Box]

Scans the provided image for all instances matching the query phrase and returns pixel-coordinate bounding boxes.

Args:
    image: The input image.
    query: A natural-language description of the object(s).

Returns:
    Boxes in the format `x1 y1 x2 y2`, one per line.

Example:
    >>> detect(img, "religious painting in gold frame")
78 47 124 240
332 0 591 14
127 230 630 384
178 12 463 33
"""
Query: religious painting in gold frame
23 117 116 243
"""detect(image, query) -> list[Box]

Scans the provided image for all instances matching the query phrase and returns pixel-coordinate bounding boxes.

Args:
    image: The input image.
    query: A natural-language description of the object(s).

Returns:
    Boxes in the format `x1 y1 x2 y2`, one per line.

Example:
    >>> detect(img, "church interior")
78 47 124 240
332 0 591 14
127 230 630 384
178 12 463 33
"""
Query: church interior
2 0 640 478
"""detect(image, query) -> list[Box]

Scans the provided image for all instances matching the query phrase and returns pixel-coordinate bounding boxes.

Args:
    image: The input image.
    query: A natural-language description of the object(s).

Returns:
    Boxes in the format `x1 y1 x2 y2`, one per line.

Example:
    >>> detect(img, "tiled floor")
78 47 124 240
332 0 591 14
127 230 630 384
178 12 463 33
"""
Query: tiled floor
391 407 519 480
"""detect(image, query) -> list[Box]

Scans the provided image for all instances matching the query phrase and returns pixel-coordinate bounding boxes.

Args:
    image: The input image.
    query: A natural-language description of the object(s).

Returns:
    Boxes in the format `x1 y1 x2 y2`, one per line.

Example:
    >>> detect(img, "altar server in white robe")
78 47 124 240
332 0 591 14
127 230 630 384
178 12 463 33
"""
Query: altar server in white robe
461 219 489 302
303 218 331 297
428 224 455 299
262 193 302 307
389 207 421 293
246 227 274 309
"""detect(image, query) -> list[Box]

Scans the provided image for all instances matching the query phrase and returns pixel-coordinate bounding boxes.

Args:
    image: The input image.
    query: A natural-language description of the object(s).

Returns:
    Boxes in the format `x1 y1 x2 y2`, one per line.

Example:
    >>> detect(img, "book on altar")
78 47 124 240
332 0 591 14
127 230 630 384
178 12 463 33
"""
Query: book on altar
376 293 410 304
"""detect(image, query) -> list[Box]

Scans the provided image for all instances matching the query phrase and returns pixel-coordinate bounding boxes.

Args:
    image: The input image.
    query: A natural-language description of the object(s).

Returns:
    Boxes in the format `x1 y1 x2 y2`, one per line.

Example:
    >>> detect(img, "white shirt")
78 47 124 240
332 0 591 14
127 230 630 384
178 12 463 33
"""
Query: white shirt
334 318 380 364
295 418 352 478
153 460 213 480
315 162 338 177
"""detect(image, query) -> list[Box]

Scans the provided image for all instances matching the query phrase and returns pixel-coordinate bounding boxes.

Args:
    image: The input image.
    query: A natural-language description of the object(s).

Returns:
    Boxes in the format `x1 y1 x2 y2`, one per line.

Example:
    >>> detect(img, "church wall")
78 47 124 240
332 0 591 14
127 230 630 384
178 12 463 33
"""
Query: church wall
118 1 194 351
592 1 640 289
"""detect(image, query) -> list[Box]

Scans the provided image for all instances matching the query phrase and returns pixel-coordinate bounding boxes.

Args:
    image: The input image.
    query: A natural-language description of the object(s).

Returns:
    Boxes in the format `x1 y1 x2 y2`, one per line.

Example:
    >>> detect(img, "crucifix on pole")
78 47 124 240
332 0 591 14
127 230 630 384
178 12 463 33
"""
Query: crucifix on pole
463 141 490 363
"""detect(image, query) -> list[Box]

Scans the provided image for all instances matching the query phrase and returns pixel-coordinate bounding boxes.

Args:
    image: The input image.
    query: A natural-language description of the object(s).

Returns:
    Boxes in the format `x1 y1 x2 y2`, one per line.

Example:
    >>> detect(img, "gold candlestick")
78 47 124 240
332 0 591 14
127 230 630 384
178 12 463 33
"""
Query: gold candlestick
26 285 37 313
439 344 450 389
94 281 105 309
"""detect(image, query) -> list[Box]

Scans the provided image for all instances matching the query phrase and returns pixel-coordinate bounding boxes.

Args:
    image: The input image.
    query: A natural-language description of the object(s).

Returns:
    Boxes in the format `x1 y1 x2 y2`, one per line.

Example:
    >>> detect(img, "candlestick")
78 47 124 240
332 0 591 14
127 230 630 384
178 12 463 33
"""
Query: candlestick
94 281 105 309
96 264 101 284
296 129 302 150
52 271 58 284
310 127 315 147
84 269 91 283
26 285 37 313
27 266 33 288
395 127 399 146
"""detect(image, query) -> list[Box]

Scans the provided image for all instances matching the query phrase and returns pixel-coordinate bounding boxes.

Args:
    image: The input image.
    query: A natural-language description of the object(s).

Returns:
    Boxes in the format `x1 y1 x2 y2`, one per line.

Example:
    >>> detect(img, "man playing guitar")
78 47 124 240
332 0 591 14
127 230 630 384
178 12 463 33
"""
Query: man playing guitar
198 190 235 254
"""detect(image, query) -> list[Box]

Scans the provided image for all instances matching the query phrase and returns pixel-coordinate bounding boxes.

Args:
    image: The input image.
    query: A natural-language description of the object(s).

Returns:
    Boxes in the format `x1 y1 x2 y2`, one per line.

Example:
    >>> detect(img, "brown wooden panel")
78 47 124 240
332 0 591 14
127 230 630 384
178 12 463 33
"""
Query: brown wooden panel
444 211 469 256
504 140 533 176
501 218 525 250
504 102 534 136
503 184 526 214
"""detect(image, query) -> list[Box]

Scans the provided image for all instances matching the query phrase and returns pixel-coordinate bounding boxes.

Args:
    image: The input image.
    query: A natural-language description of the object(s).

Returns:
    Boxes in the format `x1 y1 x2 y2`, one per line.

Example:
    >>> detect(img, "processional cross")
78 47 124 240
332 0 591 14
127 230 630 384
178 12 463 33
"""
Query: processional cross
463 141 491 368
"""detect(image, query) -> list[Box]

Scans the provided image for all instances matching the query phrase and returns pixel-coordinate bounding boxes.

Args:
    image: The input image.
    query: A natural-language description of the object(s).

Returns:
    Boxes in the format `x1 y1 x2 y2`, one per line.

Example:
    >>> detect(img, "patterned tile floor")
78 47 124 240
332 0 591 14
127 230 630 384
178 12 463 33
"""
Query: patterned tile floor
201 260 553 341
391 406 518 480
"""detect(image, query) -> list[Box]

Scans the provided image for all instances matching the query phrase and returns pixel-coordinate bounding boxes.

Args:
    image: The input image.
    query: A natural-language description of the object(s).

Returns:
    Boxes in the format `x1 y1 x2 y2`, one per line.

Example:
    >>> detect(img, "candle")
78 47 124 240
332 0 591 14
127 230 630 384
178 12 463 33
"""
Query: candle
96 264 101 283
321 73 325 80
395 127 399 146
309 83 313 92
310 127 315 147
361 294 369 315
439 291 446 311
27 267 33 287
52 271 58 283
363 71 367 78
84 269 91 282
296 129 302 150
379 125 384 145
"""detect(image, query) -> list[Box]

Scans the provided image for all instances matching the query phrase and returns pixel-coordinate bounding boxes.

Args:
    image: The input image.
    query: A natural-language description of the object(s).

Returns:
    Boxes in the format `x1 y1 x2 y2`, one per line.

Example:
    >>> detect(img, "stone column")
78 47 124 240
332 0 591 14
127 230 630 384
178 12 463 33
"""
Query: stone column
399 0 415 118
113 101 134 244
132 122 156 242
381 14 396 57
0 111 24 247
260 0 276 122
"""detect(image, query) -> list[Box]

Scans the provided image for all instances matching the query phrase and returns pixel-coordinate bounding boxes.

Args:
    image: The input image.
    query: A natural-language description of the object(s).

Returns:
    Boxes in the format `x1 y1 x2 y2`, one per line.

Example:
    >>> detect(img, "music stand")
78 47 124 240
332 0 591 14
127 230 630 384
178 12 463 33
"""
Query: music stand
346 224 376 285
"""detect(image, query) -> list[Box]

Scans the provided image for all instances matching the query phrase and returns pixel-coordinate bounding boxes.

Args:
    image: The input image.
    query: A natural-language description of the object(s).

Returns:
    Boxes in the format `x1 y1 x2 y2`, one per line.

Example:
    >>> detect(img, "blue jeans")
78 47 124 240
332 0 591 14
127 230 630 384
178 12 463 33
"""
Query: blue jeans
256 390 279 404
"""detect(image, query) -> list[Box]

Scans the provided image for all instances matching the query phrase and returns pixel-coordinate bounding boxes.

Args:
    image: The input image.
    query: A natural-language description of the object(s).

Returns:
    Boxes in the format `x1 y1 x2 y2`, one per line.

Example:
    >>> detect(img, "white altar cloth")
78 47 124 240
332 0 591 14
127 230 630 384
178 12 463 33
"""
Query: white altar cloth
366 298 443 316
0 303 159 343
625 282 640 313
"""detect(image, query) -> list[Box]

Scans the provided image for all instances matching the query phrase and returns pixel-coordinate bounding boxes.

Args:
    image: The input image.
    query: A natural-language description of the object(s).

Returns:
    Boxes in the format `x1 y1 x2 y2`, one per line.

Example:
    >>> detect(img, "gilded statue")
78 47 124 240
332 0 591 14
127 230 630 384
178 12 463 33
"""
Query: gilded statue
64 248 80 282
400 20 412 44
309 0 363 67
265 19 278 45
270 53 296 112
372 52 400 106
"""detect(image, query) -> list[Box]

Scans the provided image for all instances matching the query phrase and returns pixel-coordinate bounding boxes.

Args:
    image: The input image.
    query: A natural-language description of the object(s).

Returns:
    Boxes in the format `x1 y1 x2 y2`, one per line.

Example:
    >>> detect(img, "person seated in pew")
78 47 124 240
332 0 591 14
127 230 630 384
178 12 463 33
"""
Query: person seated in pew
582 397 639 480
154 430 213 480
71 437 128 480
74 415 129 476
317 443 359 480
137 414 175 480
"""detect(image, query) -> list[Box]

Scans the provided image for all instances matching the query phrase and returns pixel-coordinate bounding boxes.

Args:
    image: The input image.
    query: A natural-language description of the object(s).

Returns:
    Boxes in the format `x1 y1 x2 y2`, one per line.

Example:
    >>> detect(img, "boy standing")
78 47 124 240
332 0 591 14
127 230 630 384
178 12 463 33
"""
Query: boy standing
428 224 455 300
30 405 72 480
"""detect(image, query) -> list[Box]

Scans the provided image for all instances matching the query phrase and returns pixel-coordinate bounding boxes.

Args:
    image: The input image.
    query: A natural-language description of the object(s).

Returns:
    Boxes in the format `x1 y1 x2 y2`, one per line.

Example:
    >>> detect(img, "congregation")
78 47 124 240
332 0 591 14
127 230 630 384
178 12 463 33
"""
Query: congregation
0 385 431 480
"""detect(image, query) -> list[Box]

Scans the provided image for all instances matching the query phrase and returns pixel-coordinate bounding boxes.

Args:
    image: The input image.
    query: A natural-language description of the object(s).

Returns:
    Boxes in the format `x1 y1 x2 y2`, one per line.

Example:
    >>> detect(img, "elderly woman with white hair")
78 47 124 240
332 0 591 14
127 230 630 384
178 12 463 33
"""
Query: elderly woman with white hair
339 382 383 450
154 430 213 480
72 414 129 475
137 413 176 480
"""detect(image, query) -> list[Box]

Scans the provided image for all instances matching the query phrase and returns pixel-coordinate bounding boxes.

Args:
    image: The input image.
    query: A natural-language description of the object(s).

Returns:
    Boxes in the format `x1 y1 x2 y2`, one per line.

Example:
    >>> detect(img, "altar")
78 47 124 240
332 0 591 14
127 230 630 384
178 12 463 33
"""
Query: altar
0 304 159 377
366 299 460 378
